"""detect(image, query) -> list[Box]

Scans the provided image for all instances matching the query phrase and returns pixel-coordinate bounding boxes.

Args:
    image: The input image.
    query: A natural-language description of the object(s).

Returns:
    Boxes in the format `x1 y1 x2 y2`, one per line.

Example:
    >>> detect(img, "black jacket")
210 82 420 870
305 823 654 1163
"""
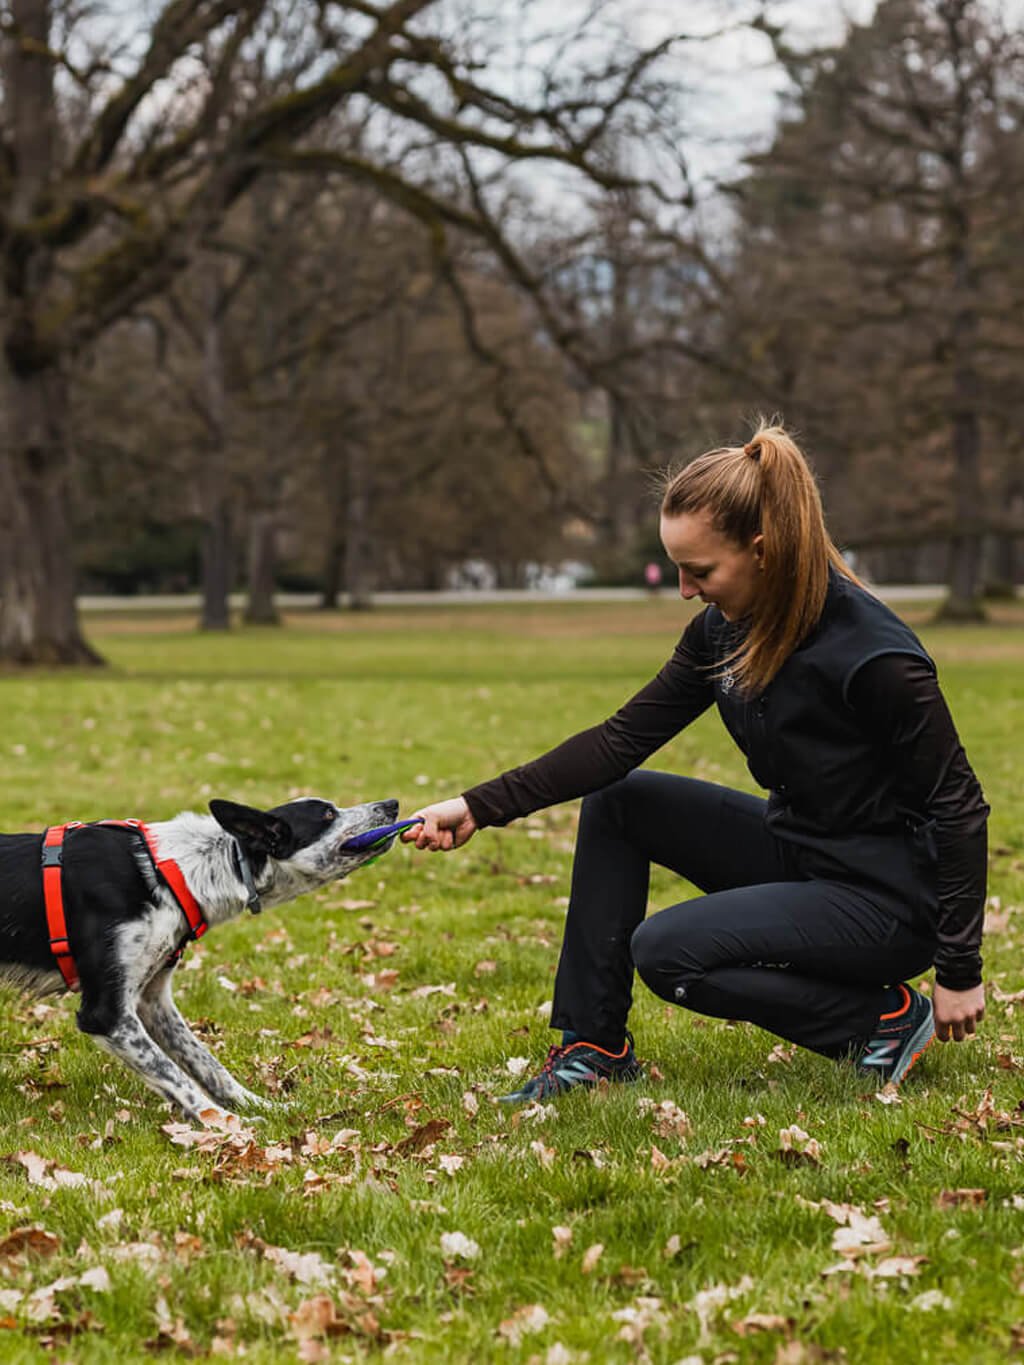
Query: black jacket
464 571 988 991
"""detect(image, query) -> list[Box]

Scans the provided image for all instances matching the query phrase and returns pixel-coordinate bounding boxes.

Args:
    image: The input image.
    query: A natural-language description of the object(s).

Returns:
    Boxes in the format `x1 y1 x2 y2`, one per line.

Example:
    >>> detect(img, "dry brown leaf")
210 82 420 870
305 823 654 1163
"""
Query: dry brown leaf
650 1144 672 1172
530 1140 556 1169
732 1312 793 1336
868 1256 927 1279
0 1226 61 1264
936 1188 987 1208
552 1226 573 1259
396 1118 451 1156
637 1097 693 1139
581 1243 604 1274
497 1303 550 1345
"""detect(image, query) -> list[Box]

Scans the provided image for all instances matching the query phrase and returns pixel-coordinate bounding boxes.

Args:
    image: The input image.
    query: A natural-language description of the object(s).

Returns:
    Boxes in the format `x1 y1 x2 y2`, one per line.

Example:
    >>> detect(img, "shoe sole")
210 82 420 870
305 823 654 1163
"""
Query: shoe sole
889 1007 936 1086
496 1065 643 1105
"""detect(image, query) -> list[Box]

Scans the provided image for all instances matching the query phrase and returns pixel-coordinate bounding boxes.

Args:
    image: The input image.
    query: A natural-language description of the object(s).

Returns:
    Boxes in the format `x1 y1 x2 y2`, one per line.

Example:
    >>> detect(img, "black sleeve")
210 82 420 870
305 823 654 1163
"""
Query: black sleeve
847 653 989 991
462 610 716 828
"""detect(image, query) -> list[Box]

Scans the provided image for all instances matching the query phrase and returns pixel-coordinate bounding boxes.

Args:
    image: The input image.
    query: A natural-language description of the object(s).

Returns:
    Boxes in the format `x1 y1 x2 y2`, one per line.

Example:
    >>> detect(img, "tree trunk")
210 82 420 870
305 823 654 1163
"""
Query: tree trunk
320 528 345 609
343 441 374 610
244 511 280 624
199 497 232 630
319 440 349 609
940 349 985 621
199 264 232 631
0 366 103 664
0 0 101 665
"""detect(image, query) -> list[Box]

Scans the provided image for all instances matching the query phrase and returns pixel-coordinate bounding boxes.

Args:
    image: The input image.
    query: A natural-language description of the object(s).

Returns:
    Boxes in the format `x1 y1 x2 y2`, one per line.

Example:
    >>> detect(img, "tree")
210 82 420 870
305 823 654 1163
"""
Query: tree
728 0 1024 611
0 0 690 662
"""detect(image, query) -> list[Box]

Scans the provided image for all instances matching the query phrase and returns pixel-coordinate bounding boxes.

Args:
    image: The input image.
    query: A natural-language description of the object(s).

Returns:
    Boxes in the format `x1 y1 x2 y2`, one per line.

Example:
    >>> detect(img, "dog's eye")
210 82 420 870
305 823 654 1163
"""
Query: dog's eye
323 809 336 822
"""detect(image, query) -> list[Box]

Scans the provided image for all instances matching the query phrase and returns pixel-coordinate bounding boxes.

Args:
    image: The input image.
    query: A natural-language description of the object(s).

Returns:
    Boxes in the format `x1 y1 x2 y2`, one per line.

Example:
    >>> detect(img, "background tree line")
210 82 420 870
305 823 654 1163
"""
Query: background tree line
2 0 1022 665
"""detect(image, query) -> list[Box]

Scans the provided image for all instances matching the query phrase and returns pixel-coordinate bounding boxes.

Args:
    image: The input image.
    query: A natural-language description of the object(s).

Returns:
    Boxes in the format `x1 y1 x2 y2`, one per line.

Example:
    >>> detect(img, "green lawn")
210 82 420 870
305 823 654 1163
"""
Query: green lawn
0 598 1021 1363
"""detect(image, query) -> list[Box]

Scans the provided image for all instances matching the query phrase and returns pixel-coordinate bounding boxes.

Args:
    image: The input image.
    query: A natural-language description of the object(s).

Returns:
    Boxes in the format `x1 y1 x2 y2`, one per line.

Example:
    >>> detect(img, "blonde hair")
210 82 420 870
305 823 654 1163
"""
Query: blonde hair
661 419 859 694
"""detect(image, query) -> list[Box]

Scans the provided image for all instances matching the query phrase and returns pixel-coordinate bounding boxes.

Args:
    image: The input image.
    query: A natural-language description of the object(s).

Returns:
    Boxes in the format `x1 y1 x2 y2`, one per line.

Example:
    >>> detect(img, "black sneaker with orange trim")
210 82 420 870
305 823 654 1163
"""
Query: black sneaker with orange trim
497 1031 642 1104
857 983 935 1085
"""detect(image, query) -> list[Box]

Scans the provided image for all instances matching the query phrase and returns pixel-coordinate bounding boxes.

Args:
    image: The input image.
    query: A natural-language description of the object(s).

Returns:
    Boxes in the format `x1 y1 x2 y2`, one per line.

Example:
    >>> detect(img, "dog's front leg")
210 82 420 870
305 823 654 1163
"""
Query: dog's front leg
81 1008 236 1124
138 967 275 1114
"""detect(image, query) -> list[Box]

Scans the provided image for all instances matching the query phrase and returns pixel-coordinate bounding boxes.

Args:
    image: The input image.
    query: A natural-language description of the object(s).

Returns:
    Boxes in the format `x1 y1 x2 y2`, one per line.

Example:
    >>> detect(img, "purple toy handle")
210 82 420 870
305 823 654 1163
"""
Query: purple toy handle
341 816 424 852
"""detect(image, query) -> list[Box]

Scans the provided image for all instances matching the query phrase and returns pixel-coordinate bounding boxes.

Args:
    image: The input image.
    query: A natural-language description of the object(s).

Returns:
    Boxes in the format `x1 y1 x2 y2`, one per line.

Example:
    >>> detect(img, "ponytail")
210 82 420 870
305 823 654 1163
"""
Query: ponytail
662 419 858 694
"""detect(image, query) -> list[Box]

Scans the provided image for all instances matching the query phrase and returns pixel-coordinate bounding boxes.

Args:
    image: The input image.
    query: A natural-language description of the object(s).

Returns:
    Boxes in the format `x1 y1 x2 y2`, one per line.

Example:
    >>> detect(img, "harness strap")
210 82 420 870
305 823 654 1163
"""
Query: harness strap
41 823 83 991
41 820 209 992
95 820 208 943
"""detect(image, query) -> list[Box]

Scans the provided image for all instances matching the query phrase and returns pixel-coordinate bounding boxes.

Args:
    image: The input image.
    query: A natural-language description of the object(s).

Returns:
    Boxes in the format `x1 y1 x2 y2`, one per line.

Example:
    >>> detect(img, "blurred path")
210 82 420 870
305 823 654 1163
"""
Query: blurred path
76 585 1005 611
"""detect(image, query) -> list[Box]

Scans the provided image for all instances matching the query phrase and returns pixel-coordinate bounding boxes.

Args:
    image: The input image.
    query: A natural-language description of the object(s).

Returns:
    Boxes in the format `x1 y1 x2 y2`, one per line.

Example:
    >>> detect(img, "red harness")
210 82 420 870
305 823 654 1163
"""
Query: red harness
41 819 208 992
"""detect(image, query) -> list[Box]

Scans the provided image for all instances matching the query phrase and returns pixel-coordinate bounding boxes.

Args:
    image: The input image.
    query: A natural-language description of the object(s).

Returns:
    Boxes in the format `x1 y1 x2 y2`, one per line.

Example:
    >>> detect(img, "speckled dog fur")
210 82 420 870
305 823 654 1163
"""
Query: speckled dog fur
0 797 399 1123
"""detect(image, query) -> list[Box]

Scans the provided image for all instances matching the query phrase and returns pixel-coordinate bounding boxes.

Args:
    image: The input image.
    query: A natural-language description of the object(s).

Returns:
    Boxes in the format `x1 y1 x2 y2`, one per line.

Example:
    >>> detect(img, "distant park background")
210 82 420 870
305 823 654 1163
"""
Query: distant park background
2 0 1023 666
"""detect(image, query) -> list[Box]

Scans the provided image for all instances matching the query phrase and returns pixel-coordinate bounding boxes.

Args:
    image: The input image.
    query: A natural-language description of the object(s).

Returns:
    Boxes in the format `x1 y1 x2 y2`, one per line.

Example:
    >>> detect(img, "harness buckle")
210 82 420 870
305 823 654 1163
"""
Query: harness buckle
41 845 63 869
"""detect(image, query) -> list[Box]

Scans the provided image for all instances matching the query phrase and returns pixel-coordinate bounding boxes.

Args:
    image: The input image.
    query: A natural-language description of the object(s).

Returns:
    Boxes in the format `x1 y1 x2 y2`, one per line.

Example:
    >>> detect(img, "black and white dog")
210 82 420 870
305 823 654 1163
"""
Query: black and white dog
0 796 400 1123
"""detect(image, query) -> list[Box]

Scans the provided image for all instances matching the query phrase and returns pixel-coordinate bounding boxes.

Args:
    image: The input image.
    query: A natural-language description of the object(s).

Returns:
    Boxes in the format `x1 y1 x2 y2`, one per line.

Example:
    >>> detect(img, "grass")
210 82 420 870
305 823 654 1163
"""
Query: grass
0 597 1021 1362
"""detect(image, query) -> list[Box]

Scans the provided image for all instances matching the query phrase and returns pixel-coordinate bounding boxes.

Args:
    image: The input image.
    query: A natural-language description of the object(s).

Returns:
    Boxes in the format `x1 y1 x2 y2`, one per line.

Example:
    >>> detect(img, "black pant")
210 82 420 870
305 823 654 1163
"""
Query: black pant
550 772 937 1058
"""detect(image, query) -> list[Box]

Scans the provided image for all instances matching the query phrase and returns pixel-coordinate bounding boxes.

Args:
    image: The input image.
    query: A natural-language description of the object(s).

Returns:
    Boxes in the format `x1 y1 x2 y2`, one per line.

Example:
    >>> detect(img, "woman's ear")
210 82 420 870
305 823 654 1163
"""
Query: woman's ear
752 533 766 568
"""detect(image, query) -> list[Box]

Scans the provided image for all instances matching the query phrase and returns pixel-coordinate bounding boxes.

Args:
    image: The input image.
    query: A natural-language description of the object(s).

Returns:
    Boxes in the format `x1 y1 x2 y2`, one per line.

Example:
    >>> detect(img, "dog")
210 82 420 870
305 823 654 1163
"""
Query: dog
0 796 401 1122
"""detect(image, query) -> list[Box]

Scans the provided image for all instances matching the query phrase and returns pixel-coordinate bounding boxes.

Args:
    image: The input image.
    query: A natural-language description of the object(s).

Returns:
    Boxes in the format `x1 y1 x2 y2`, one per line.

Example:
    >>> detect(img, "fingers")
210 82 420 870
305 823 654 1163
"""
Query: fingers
934 1011 983 1044
404 811 454 853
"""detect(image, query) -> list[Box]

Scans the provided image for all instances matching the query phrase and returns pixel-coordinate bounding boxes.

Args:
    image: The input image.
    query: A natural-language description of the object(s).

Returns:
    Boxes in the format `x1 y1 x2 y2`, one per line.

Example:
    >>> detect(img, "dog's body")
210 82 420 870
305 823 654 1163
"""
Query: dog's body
0 796 399 1121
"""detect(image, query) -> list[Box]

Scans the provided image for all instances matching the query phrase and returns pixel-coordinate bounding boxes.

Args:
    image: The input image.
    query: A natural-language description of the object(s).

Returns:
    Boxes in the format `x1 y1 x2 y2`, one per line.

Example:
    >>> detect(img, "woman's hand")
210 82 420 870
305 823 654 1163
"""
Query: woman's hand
402 797 477 852
933 982 985 1042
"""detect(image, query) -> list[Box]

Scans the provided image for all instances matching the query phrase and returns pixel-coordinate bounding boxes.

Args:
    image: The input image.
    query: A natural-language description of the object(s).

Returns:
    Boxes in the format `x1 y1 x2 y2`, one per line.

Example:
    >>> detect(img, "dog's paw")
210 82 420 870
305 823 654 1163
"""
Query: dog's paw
237 1089 280 1114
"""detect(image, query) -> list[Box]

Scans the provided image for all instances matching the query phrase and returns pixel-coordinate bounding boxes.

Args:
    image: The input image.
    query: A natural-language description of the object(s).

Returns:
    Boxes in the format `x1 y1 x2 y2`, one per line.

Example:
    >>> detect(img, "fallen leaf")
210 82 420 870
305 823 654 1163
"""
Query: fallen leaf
552 1226 573 1259
497 1303 550 1345
581 1243 604 1275
530 1140 556 1168
911 1289 954 1311
936 1188 987 1209
0 1226 61 1264
440 1231 480 1261
396 1118 452 1156
868 1255 927 1278
732 1312 793 1336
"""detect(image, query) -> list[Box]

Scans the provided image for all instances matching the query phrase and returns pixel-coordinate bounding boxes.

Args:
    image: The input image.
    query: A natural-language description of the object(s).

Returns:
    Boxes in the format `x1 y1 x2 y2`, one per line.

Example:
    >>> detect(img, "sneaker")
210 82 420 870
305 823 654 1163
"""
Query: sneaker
857 984 935 1085
497 1032 642 1104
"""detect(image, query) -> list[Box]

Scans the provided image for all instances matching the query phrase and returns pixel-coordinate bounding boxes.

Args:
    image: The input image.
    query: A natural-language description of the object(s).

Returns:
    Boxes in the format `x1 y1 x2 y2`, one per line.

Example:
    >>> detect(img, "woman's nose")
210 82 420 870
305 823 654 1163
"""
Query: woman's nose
677 569 700 600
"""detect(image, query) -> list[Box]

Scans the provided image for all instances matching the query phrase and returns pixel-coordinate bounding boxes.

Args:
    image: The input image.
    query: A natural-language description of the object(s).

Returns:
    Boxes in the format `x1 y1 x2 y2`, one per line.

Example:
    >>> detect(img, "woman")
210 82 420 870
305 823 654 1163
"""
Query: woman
404 423 988 1102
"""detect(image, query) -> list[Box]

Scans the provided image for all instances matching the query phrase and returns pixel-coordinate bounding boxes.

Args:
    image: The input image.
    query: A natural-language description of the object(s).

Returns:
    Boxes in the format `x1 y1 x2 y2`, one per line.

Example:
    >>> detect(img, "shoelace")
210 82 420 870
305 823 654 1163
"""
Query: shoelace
540 1043 571 1076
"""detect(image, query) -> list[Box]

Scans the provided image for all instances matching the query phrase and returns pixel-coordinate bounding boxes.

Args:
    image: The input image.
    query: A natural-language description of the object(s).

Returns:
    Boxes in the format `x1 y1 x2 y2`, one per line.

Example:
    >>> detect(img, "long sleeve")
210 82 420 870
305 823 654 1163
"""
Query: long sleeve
463 610 716 828
847 653 989 990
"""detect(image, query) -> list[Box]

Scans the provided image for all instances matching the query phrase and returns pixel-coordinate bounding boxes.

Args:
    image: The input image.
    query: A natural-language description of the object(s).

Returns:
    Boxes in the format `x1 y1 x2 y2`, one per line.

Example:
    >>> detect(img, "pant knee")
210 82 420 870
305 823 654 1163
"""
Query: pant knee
631 915 705 1004
630 918 671 995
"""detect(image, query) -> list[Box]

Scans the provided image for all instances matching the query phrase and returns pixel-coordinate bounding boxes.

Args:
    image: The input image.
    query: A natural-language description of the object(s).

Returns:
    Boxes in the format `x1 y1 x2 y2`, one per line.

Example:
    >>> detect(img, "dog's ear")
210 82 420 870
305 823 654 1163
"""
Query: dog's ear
209 800 297 860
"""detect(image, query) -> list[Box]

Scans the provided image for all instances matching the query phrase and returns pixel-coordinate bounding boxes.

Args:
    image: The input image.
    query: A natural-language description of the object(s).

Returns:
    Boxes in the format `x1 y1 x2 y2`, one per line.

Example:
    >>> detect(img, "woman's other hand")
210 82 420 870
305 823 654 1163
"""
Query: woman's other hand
933 982 985 1042
402 797 477 852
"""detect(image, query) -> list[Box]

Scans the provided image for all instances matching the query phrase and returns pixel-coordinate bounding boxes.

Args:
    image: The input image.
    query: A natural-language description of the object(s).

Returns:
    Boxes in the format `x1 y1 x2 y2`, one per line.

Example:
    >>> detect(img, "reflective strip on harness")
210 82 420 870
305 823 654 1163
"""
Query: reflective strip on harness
41 820 208 992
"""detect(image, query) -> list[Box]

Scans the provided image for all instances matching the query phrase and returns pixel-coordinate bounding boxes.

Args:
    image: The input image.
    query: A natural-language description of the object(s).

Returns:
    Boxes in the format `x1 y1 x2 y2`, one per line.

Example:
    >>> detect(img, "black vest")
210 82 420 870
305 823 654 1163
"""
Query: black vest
704 570 937 917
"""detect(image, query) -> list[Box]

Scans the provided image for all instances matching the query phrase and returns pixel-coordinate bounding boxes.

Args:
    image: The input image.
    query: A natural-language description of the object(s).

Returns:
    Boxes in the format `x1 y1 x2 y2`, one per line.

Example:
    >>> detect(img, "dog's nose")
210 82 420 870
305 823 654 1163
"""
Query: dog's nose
381 798 400 820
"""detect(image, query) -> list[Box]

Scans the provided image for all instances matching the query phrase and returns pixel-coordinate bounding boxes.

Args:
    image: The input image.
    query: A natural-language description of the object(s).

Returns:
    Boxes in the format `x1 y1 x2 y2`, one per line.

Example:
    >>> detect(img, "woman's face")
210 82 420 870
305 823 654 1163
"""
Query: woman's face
659 508 764 622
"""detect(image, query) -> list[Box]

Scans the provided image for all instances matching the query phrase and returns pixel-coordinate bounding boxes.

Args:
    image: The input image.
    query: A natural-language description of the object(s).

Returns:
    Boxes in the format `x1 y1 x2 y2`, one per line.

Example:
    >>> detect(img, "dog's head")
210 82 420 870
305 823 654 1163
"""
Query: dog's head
209 796 401 904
